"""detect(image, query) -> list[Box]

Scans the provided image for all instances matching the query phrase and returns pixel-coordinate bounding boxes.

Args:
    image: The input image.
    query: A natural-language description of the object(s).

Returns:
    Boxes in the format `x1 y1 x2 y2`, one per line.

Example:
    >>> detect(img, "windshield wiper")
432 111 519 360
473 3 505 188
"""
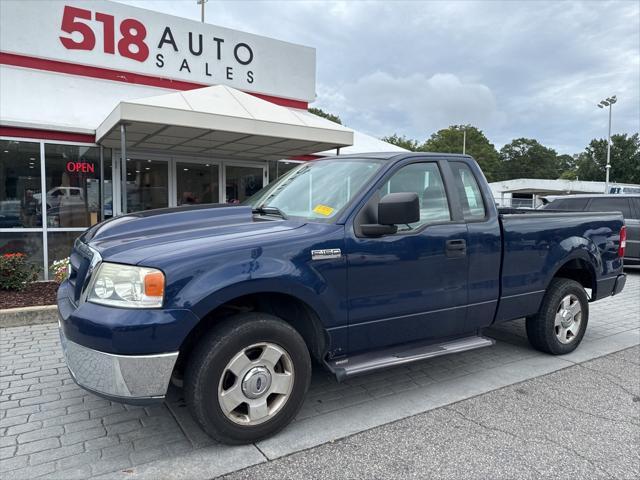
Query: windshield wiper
252 205 288 220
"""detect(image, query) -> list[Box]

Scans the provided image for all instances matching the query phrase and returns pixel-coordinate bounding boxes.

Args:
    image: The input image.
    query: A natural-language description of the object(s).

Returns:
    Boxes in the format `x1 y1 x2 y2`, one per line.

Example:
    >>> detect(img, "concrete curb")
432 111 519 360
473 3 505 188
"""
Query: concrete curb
0 304 57 328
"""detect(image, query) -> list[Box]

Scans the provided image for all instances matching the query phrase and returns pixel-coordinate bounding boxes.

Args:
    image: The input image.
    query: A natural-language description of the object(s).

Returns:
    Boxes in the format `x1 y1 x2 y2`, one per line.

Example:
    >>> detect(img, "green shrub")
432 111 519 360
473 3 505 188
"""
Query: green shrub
0 253 40 291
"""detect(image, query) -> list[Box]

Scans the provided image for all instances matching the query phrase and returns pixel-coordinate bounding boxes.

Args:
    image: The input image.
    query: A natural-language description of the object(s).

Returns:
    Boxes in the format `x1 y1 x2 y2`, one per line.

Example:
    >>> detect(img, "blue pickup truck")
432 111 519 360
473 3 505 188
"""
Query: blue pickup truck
58 153 627 444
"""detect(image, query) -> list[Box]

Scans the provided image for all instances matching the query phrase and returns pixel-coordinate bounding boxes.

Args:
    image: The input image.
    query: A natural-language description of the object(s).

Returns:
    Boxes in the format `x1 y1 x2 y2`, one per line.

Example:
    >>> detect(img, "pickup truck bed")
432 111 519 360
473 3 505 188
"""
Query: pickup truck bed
496 209 625 323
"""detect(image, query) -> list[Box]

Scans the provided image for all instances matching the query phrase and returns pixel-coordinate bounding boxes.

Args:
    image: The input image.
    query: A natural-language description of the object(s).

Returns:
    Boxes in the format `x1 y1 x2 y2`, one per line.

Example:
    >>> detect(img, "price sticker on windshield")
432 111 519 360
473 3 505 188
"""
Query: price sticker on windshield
313 204 334 216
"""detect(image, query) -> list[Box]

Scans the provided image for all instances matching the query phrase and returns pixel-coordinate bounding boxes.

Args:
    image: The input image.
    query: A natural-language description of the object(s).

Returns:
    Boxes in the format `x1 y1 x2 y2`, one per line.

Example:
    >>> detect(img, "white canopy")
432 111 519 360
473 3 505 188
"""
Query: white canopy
96 85 353 160
316 130 408 157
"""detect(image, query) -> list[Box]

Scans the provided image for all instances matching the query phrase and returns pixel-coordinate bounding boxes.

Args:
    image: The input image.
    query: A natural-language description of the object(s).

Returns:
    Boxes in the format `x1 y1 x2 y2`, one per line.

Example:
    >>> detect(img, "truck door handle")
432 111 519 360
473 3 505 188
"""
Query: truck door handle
446 239 466 257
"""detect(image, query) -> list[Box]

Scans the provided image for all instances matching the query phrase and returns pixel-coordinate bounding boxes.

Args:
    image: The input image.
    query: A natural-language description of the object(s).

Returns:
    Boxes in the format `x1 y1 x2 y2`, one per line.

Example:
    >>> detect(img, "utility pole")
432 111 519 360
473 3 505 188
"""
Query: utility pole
197 0 208 23
597 95 617 193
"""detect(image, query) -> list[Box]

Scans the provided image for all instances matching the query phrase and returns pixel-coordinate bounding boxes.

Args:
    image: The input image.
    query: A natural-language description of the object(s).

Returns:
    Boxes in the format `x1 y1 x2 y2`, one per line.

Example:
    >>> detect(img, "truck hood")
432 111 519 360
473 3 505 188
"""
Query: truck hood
81 205 303 264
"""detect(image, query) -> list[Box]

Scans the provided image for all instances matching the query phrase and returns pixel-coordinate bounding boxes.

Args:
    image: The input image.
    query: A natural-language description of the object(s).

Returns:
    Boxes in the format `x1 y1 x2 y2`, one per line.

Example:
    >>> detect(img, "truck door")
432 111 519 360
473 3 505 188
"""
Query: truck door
448 161 501 330
345 160 469 353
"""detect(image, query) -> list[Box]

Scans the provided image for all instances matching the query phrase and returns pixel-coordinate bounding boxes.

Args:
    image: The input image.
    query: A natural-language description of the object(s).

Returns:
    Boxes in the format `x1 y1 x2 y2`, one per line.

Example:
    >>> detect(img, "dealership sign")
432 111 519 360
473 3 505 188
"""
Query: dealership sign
0 0 316 102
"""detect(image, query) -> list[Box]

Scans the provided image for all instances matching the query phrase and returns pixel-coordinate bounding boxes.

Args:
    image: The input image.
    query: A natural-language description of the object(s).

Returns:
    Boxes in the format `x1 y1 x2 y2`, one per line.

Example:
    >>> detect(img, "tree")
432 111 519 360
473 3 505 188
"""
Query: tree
498 138 561 180
557 154 577 172
574 133 640 184
308 107 342 125
380 134 420 151
423 125 501 182
557 154 580 179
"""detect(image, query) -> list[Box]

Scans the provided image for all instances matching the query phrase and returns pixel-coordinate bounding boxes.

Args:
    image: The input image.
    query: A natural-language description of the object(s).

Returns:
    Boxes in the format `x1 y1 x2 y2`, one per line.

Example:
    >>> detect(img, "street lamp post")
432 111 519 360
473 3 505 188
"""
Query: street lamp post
597 95 617 193
197 0 208 23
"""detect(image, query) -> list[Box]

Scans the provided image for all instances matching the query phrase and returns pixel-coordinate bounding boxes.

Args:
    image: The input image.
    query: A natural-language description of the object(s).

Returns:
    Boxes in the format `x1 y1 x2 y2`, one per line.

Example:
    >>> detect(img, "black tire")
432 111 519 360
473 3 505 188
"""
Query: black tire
184 312 311 444
526 278 589 355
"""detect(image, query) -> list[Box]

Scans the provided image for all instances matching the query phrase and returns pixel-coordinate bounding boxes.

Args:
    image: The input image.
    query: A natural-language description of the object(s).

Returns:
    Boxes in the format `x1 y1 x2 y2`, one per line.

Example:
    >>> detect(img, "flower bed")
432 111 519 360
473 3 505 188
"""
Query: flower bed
0 254 67 310
0 281 59 309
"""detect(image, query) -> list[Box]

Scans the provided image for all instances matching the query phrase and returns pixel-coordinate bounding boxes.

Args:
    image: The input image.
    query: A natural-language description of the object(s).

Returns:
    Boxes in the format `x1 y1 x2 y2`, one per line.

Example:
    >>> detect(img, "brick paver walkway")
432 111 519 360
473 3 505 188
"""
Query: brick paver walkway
1 272 638 479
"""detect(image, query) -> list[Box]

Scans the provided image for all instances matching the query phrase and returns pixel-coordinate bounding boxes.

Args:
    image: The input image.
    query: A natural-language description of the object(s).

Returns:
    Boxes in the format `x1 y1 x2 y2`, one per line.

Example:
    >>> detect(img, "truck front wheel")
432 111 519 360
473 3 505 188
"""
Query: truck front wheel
526 278 589 355
185 313 311 444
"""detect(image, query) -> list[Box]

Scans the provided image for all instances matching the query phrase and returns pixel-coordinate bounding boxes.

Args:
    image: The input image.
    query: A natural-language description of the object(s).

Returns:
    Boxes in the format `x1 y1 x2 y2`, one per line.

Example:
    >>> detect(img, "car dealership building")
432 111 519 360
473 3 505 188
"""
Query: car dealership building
0 0 404 279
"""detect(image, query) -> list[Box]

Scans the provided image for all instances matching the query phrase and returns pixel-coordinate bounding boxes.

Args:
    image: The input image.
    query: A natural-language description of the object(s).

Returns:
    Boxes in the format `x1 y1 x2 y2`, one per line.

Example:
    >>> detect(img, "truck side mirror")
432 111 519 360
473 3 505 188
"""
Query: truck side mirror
361 192 420 237
378 192 420 225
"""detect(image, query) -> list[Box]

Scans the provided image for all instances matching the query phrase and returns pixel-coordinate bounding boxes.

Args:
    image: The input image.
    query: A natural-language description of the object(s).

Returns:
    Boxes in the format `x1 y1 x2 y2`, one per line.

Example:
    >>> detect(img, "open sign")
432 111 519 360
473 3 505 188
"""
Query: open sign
66 161 95 173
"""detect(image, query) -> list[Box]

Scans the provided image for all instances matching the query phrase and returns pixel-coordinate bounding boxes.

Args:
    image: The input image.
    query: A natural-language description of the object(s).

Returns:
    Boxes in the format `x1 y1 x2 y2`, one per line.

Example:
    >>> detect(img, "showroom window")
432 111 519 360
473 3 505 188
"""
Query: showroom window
176 161 219 206
0 231 45 276
47 231 82 271
0 139 42 228
125 158 169 212
267 159 303 185
44 144 102 228
0 137 107 280
44 144 106 275
0 139 45 277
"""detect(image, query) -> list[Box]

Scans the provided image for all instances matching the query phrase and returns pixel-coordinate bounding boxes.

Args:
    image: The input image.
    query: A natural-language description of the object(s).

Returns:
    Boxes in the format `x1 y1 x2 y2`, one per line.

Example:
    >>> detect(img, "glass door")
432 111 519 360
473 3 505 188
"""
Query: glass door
224 163 266 204
124 157 169 213
176 161 220 205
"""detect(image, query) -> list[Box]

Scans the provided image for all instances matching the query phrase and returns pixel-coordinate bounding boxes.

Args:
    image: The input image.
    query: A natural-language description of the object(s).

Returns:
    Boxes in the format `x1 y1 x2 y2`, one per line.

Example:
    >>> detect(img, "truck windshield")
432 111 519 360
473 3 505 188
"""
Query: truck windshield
245 158 385 221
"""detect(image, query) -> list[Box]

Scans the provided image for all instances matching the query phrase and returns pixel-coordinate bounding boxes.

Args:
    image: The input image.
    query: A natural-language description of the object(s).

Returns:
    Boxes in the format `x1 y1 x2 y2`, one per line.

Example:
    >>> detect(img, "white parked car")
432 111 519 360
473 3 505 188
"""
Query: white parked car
34 187 84 209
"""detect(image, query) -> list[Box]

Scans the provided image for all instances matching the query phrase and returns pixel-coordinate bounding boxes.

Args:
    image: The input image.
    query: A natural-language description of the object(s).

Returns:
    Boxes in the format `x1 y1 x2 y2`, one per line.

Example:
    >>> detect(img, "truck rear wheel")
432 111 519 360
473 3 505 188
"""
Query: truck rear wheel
184 313 311 444
526 278 589 355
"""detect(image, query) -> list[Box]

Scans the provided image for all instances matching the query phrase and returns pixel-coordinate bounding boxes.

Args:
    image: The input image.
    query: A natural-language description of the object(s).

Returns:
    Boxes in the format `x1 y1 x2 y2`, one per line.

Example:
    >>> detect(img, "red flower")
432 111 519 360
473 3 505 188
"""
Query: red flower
2 253 26 259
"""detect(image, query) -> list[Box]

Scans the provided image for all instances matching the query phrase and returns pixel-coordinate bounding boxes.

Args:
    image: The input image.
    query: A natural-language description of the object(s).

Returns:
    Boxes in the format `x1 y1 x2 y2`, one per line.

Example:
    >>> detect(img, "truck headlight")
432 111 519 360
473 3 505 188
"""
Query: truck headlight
87 263 164 308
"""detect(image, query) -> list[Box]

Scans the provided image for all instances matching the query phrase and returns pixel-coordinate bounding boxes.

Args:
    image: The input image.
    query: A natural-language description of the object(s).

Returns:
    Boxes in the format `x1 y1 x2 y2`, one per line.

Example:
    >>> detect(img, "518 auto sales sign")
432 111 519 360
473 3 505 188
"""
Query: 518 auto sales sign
0 0 316 102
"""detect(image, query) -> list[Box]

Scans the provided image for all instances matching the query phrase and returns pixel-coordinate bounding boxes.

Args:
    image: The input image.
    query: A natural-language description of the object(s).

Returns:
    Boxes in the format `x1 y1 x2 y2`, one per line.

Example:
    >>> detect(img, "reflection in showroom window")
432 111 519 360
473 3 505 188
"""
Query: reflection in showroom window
0 139 42 228
44 144 101 228
0 232 44 278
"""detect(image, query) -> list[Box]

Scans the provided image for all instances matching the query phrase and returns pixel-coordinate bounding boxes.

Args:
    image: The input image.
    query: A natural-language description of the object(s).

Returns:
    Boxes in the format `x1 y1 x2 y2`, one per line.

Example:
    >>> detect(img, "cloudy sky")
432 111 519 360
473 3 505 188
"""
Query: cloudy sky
117 0 639 154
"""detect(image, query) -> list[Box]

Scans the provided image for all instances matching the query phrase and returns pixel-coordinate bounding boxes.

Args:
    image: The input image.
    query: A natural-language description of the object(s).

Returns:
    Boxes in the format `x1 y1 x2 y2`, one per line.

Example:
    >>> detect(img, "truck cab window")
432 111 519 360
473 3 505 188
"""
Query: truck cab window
245 158 384 222
378 162 450 230
451 162 486 220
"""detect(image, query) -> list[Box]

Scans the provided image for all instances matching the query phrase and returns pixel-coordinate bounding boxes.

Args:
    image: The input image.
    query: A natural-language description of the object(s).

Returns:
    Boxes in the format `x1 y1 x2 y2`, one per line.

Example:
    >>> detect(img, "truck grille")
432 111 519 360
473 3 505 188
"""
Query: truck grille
68 240 99 304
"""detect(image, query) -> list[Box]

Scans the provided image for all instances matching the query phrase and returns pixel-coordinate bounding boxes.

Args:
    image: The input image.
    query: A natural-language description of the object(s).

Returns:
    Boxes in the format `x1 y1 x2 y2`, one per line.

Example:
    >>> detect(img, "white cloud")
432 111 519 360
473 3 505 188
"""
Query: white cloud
317 72 504 139
116 0 640 154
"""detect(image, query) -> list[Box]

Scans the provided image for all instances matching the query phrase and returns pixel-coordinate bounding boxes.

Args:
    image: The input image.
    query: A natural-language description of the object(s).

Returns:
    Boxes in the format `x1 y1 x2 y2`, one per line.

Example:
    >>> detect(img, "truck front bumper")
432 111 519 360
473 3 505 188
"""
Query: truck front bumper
59 327 178 405
56 278 198 404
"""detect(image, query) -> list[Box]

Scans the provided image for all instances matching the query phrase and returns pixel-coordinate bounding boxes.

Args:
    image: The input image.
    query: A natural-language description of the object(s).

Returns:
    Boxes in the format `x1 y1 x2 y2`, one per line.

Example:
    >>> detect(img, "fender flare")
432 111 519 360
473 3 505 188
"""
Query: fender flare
190 277 334 327
545 242 599 297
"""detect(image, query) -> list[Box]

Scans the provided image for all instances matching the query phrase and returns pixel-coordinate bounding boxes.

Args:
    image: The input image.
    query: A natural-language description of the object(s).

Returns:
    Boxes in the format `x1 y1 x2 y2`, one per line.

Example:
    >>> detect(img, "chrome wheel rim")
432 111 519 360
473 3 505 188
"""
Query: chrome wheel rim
218 343 294 425
555 294 582 344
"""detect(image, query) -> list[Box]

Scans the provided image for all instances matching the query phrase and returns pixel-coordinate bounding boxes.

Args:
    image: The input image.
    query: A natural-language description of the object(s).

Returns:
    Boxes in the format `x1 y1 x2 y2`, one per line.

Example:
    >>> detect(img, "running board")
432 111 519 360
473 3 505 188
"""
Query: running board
326 336 495 381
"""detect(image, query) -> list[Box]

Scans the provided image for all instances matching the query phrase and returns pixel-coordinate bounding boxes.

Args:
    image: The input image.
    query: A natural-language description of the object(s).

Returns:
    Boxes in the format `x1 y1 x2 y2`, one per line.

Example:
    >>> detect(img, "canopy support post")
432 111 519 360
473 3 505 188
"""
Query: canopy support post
99 145 104 221
120 123 127 215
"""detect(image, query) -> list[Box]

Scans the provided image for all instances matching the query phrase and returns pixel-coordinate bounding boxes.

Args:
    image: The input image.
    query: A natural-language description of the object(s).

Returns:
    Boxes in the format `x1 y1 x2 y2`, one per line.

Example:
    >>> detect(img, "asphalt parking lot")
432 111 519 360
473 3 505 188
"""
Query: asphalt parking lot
225 346 640 480
1 271 638 479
